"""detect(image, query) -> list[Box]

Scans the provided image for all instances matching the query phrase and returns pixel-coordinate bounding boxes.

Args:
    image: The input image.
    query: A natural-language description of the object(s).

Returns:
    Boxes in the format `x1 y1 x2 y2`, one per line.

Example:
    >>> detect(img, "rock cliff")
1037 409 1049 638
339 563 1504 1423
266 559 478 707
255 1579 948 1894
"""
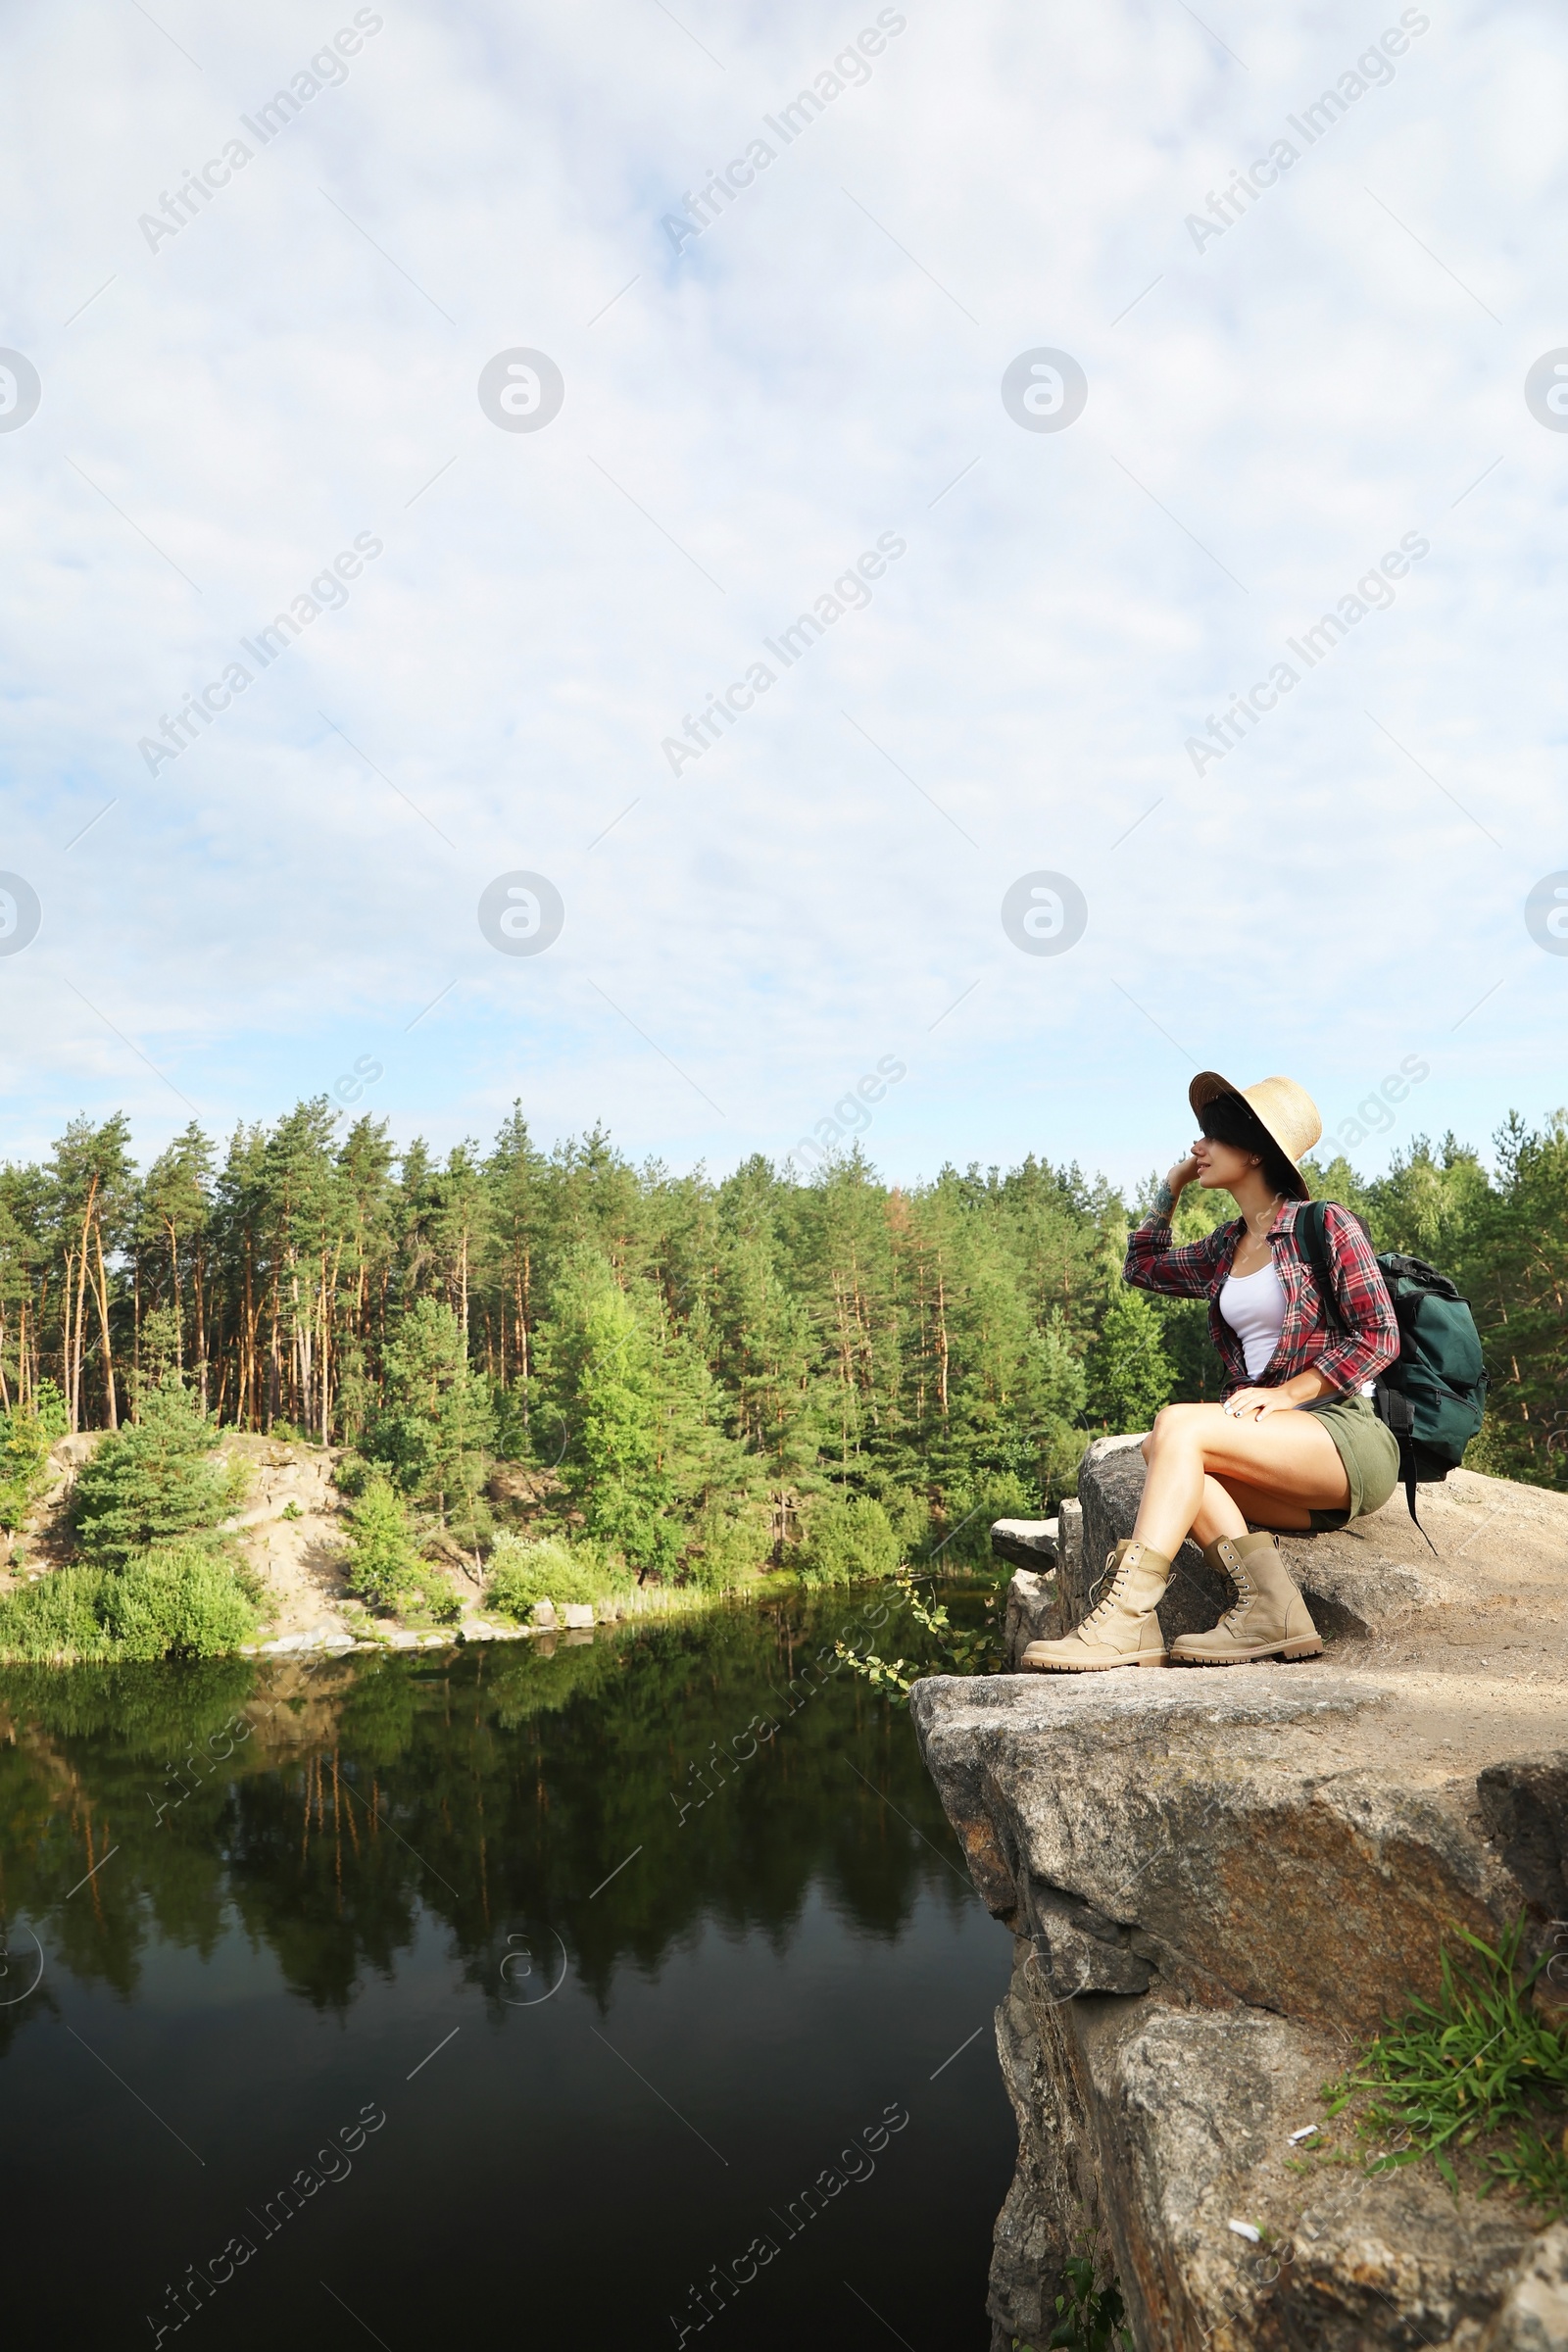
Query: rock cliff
911 1444 1568 2351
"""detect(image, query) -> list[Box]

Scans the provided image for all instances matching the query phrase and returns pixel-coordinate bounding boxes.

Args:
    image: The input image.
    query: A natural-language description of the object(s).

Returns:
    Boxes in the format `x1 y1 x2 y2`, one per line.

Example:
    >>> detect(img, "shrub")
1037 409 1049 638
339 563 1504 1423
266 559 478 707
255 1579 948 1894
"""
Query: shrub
342 1476 422 1612
0 1545 258 1662
0 1567 116 1661
98 1544 259 1660
485 1535 630 1620
0 1383 69 1535
797 1494 900 1588
930 1472 1035 1569
72 1377 247 1567
681 1502 772 1593
332 1451 372 1498
876 1484 932 1558
1041 2253 1133 2351
398 1565 463 1626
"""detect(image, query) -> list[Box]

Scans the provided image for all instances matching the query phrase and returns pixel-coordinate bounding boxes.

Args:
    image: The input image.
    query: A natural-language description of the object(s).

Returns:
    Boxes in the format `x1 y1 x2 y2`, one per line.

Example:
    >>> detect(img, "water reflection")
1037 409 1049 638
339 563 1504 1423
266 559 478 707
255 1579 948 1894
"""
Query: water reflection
0 1591 1012 2348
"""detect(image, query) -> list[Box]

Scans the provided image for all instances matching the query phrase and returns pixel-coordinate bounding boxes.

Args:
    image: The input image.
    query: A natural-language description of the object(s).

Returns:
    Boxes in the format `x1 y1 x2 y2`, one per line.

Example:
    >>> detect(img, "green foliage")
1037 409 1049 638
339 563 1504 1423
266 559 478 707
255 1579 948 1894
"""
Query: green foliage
134 1303 182 1394
531 1253 672 1572
1085 1284 1174 1433
0 1567 115 1660
928 1472 1033 1568
32 1380 69 1441
71 1377 246 1567
681 1500 772 1592
365 1298 495 1545
0 1544 257 1662
530 1249 746 1579
399 1565 463 1626
0 1383 68 1533
4 1087 1568 1632
836 1563 1005 1702
1042 2254 1134 2352
342 1475 423 1611
874 1482 932 1557
798 1493 900 1587
331 1450 372 1498
484 1534 632 1619
97 1544 259 1659
1324 1921 1568 2215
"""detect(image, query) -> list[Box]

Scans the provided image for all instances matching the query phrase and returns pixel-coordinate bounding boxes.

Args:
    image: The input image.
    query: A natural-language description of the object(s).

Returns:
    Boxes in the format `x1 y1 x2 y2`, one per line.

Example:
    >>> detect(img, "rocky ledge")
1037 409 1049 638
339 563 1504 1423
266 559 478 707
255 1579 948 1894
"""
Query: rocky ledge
911 1442 1568 2351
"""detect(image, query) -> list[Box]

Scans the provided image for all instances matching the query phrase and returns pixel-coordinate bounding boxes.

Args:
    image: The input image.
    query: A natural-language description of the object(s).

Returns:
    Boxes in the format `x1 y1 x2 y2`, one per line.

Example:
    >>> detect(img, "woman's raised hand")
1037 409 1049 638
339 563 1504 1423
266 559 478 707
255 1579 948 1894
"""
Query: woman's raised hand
1165 1152 1200 1196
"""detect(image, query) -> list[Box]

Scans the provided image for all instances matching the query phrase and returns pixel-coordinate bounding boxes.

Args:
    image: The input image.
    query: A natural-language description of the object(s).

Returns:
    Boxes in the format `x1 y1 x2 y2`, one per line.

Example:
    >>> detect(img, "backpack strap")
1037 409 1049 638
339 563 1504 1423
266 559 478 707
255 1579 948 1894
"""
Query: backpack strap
1294 1200 1344 1331
1295 1200 1434 1550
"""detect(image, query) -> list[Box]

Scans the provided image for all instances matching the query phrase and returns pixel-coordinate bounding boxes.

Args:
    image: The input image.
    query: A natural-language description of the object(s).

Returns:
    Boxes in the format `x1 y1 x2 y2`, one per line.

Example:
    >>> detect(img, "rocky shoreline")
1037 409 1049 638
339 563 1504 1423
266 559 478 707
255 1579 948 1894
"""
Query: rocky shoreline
912 1441 1568 2351
0 1429 763 1662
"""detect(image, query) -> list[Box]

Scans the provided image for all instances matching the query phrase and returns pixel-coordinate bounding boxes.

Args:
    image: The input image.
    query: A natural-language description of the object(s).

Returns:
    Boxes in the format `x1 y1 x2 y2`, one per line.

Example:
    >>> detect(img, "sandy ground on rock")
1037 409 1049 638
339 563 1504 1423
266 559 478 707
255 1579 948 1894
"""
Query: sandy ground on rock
1267 1468 1568 1779
217 1436 365 1640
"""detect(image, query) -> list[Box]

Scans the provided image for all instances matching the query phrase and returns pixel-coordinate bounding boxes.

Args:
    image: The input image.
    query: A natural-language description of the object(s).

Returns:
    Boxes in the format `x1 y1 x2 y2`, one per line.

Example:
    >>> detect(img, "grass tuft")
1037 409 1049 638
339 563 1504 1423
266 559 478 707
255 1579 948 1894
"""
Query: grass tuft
1324 1919 1568 2216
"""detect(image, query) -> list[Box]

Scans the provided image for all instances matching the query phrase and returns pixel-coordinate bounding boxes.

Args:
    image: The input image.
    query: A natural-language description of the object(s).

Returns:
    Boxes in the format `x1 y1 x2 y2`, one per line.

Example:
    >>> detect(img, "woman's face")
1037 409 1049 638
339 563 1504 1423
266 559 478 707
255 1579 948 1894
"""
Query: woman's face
1191 1133 1258 1191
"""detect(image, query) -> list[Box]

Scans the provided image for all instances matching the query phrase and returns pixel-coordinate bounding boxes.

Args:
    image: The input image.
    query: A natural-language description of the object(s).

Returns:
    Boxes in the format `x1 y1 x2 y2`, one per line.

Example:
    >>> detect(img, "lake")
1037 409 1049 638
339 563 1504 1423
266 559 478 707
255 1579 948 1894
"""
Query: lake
0 1585 1014 2349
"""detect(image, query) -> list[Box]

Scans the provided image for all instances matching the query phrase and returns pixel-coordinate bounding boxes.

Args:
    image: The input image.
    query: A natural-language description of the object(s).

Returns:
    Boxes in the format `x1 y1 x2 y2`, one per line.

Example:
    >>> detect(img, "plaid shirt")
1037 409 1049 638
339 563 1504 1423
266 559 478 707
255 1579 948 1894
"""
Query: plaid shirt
1124 1197 1398 1398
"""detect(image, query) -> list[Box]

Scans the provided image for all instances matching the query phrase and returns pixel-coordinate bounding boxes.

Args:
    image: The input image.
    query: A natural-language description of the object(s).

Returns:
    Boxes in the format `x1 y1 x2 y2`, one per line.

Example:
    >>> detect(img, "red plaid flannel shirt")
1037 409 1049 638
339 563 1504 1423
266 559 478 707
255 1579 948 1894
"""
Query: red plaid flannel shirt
1124 1197 1398 1398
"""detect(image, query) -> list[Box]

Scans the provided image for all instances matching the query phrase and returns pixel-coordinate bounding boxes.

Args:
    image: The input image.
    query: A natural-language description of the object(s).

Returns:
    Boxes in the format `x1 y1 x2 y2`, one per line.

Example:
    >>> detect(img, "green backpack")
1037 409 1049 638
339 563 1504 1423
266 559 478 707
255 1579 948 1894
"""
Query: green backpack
1296 1200 1488 1540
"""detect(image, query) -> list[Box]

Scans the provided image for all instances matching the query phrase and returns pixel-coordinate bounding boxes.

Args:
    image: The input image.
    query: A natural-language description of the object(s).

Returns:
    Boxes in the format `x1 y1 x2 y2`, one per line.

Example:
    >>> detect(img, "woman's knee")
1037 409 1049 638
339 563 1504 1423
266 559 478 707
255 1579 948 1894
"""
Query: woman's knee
1148 1402 1200 1450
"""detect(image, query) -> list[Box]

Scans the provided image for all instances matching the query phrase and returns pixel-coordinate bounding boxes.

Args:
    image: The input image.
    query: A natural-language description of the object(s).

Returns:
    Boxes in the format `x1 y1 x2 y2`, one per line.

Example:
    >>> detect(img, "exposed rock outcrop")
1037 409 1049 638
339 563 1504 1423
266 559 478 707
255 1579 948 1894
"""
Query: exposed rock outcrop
917 1444 1568 2351
993 1516 1060 1573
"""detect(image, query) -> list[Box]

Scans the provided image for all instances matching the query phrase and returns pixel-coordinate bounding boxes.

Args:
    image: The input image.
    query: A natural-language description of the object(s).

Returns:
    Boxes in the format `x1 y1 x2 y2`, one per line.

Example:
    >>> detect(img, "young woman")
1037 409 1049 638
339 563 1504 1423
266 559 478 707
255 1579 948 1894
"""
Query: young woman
1023 1072 1400 1672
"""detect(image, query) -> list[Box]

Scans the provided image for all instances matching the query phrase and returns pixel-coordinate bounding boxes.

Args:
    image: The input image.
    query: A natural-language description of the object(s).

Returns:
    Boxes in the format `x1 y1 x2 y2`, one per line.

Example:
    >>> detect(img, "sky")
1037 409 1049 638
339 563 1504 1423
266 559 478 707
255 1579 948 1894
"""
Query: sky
2 0 1566 1198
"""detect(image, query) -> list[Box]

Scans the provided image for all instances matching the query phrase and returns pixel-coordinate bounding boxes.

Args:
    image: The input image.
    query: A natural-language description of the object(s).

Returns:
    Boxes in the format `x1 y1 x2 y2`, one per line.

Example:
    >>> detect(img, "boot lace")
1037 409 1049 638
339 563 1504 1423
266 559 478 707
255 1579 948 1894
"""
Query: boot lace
1083 1549 1131 1626
1216 1549 1256 1634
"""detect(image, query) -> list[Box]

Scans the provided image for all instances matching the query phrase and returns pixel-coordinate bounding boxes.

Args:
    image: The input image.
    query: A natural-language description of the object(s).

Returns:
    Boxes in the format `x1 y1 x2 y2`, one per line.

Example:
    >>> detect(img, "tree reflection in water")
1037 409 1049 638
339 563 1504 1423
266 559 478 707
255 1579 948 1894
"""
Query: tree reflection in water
0 1590 1013 2350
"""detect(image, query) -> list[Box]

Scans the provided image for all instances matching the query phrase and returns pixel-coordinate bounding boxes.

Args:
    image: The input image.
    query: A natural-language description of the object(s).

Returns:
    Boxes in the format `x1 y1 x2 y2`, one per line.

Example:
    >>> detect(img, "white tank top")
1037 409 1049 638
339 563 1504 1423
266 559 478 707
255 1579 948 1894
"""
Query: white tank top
1218 1259 1287 1380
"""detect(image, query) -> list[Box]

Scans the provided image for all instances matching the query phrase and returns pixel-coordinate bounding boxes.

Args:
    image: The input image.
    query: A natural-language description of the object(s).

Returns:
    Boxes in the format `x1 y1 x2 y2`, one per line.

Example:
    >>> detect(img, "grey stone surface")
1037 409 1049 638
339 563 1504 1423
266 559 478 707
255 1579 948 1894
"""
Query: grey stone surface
993 1517 1058 1572
925 1440 1568 2352
1477 1755 1568 1921
1482 2225 1568 2352
1004 1568 1060 1664
985 1937 1545 2352
1057 1494 1082 1578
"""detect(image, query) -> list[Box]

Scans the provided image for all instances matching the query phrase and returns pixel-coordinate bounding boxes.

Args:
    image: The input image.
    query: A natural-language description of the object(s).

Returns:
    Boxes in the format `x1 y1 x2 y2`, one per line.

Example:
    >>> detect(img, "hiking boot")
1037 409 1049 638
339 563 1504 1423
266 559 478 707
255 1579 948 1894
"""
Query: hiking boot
1169 1533 1323 1665
1020 1540 1171 1672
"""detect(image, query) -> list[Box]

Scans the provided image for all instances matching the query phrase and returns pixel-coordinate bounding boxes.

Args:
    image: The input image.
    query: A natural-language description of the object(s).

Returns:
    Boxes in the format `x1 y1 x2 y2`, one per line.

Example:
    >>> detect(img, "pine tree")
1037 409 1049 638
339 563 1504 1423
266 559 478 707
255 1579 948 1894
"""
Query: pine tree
72 1376 246 1567
342 1475 422 1609
1086 1285 1175 1433
366 1297 495 1548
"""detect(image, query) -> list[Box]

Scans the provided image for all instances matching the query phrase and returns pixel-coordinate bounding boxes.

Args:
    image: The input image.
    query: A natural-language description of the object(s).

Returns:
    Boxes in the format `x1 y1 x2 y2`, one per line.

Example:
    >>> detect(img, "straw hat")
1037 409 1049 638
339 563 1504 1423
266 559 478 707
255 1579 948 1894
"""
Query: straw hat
1188 1071 1322 1199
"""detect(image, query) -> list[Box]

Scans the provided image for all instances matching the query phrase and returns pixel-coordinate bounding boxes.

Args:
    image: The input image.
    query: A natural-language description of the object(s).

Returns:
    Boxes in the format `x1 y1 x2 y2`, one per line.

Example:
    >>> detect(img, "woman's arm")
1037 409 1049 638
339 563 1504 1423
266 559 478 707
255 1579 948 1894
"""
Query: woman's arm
1124 1156 1233 1299
1222 1364 1334 1420
1308 1202 1398 1393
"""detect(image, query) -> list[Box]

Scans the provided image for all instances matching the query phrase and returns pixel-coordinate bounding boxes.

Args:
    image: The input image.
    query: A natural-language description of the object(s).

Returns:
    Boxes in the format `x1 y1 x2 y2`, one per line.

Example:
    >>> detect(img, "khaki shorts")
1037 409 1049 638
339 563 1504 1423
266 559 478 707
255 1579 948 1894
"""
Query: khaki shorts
1299 1392 1400 1531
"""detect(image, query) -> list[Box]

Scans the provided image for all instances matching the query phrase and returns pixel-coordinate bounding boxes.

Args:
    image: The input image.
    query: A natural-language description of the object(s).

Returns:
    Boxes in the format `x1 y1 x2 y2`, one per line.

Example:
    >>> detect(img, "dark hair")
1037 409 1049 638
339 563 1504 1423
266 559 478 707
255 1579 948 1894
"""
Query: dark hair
1199 1092 1306 1200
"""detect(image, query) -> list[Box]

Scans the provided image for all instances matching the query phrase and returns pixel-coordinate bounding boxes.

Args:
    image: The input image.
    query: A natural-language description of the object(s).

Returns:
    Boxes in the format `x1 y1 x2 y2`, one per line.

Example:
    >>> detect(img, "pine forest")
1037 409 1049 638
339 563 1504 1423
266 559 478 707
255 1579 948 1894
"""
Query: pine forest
0 1099 1561 1598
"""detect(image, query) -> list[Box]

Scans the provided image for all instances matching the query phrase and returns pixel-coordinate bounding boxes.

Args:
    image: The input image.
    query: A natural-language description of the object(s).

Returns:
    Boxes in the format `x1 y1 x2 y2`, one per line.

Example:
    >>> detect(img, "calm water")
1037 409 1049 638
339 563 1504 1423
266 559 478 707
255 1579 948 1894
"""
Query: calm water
0 1588 1013 2349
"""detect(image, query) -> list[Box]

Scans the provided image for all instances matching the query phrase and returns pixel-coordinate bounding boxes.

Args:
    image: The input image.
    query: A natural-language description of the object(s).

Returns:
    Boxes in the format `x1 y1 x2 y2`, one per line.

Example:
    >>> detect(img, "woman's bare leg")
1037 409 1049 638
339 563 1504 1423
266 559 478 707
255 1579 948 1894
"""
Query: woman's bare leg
1207 1475 1320 1534
1139 1440 1252 1546
1132 1403 1348 1561
1188 1475 1250 1546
